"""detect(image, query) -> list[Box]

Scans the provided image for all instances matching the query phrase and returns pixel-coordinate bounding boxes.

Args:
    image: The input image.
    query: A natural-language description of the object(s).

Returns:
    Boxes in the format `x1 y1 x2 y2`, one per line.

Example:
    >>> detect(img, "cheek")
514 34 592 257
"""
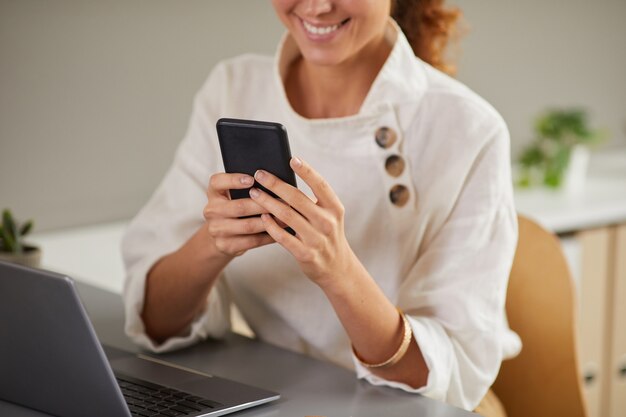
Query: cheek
342 0 390 14
341 0 390 34
360 0 391 28
271 0 296 23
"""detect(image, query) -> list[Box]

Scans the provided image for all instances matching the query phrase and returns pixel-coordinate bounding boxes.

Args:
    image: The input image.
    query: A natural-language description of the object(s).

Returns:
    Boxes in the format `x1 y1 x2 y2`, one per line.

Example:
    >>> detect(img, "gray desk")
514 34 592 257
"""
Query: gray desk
0 282 477 417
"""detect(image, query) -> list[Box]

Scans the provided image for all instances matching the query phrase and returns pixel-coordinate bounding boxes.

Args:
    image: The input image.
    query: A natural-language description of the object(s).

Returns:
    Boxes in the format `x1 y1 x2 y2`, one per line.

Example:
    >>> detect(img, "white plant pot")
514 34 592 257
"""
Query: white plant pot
562 145 591 195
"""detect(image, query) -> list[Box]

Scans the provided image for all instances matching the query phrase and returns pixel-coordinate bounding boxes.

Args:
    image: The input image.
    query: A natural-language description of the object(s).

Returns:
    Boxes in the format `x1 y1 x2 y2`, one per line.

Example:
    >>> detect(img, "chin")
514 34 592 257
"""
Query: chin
299 48 349 67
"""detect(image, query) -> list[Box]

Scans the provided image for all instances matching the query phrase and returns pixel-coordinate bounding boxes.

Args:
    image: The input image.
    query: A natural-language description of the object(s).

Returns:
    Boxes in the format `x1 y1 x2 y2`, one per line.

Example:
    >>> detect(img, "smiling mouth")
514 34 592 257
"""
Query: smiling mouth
301 17 351 36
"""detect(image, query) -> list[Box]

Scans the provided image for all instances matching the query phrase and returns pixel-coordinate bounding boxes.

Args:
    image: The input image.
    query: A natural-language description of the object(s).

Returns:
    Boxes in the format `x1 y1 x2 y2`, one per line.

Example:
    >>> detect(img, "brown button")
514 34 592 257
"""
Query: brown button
375 127 397 149
385 155 405 177
389 185 409 207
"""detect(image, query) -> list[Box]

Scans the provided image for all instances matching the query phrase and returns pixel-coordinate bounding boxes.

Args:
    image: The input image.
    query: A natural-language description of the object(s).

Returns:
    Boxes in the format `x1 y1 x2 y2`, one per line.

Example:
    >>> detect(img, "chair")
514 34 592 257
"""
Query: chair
491 215 588 417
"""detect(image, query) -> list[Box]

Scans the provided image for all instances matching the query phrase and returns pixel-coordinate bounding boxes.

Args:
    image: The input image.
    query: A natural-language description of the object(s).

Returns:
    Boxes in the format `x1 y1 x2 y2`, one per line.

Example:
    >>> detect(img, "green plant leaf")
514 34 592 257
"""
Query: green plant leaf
519 146 544 168
544 173 560 188
535 109 604 147
516 171 531 188
543 147 571 188
20 220 33 237
2 209 22 253
2 210 15 239
0 223 16 252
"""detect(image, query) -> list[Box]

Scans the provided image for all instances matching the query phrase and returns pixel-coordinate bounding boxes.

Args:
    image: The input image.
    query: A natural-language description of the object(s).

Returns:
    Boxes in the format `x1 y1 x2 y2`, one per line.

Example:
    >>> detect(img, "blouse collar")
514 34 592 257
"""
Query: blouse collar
273 18 428 124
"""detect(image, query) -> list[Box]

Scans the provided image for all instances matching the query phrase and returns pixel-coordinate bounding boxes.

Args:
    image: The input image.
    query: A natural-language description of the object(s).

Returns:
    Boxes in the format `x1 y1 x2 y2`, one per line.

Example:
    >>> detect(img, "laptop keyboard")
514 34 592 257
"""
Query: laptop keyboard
116 374 223 417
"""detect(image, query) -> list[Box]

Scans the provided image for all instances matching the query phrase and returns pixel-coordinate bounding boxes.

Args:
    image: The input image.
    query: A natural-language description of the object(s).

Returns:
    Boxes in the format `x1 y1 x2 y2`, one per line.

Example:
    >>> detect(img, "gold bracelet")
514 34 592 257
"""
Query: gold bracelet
353 308 413 369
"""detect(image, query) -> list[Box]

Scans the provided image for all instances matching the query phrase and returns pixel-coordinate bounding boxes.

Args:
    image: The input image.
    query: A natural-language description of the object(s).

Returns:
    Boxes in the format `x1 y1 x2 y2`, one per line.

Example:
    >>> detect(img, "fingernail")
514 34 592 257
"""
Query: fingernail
249 188 260 198
240 176 254 185
254 170 265 181
292 157 302 168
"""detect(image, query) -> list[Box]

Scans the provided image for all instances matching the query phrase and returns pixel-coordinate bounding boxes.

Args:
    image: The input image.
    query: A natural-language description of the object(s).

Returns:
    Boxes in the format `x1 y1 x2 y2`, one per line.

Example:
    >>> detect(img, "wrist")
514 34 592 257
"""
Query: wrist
318 250 364 299
353 309 412 369
184 225 233 276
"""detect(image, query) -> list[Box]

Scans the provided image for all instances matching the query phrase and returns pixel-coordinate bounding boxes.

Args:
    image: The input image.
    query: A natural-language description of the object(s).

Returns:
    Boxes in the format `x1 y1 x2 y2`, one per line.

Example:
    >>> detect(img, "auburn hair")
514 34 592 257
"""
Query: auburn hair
391 0 462 75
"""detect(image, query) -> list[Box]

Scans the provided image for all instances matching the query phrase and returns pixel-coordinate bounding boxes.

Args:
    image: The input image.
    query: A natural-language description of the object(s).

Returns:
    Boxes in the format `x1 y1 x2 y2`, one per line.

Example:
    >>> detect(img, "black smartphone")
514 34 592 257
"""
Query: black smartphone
216 118 297 200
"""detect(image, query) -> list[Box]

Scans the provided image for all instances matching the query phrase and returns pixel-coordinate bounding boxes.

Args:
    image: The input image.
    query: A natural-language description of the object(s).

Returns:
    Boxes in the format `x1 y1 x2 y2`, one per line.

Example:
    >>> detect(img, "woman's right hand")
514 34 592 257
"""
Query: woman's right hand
203 173 275 257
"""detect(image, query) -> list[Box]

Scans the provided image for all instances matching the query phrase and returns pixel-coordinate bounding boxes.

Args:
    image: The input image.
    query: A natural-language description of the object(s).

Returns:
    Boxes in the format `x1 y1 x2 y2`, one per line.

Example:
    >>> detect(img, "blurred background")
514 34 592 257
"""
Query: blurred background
1 2 625 416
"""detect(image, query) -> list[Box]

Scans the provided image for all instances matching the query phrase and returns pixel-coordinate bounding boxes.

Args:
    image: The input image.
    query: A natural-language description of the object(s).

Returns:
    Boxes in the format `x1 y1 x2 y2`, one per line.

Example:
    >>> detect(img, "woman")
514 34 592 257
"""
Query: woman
122 0 521 414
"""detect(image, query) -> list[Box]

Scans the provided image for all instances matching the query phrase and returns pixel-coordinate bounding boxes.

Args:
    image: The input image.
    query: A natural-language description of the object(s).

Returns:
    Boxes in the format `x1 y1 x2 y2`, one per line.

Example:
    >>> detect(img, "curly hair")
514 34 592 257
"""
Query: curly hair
391 0 462 75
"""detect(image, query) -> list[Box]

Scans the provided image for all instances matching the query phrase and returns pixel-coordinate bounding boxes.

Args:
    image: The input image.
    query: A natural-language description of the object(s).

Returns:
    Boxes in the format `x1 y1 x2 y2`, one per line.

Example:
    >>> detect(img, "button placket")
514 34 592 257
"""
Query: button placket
373 114 414 210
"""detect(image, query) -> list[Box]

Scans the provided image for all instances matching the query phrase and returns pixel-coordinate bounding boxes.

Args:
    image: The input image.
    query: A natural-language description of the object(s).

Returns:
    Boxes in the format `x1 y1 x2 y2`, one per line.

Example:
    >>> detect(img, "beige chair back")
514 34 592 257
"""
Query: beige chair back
492 215 587 417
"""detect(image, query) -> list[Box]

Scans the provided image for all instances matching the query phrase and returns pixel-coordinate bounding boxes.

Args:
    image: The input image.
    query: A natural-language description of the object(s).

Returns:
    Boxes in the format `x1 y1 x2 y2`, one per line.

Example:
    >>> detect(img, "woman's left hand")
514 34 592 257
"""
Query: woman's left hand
252 158 429 388
249 157 357 290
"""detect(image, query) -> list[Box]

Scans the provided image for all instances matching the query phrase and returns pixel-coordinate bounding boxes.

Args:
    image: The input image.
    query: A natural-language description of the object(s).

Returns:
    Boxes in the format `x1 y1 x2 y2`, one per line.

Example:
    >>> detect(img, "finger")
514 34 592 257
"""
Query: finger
249 187 316 238
260 213 306 257
253 169 319 221
290 157 342 211
207 217 267 238
204 198 268 220
207 173 254 198
275 218 288 228
214 233 275 256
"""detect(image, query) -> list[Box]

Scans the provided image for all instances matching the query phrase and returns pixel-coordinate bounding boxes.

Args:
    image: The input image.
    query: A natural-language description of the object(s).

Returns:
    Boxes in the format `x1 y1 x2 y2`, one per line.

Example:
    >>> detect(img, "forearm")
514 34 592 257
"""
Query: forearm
141 226 232 343
321 251 429 388
247 161 429 387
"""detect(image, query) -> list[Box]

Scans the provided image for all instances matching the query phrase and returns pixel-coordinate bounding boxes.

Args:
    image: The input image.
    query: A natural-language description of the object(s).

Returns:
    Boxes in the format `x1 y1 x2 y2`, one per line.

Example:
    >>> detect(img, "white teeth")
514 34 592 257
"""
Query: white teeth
302 20 342 36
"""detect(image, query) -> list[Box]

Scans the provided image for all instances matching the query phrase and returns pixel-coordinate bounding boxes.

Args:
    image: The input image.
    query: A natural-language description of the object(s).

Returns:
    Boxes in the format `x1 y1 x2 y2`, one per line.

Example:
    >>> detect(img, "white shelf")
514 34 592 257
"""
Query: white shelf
29 221 128 294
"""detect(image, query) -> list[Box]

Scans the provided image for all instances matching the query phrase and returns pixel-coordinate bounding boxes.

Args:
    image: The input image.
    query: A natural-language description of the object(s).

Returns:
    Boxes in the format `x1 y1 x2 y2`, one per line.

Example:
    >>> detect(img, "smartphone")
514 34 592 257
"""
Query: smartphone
216 118 297 200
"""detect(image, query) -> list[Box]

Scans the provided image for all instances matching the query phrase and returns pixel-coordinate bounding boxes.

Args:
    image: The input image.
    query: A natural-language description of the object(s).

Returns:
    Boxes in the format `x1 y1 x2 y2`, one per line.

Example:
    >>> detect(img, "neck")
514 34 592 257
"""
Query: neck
285 33 392 119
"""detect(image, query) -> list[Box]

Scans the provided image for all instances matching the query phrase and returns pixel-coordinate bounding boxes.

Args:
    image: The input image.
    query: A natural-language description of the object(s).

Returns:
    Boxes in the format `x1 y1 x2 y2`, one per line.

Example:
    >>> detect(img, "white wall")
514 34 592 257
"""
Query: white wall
2 1 625 231
451 0 626 156
0 1 284 231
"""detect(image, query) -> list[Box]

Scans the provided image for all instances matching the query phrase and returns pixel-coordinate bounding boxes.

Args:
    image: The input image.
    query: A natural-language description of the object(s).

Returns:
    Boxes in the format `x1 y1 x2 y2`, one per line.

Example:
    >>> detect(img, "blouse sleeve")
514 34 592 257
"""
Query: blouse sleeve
353 119 521 410
121 63 233 353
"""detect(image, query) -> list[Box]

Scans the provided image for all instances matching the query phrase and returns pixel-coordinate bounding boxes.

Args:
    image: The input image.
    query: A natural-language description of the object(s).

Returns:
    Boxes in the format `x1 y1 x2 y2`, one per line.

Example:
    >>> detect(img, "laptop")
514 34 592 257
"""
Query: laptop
0 261 280 417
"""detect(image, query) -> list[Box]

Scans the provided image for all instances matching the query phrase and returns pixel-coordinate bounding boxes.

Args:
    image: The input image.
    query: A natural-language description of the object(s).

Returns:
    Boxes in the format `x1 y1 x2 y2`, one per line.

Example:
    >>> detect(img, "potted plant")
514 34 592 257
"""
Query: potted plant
0 209 41 268
517 109 606 192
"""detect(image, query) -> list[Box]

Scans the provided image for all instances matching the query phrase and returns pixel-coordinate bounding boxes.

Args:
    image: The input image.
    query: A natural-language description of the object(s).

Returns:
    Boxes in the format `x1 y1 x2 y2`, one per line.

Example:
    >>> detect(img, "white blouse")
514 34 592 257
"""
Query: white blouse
122 20 522 411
